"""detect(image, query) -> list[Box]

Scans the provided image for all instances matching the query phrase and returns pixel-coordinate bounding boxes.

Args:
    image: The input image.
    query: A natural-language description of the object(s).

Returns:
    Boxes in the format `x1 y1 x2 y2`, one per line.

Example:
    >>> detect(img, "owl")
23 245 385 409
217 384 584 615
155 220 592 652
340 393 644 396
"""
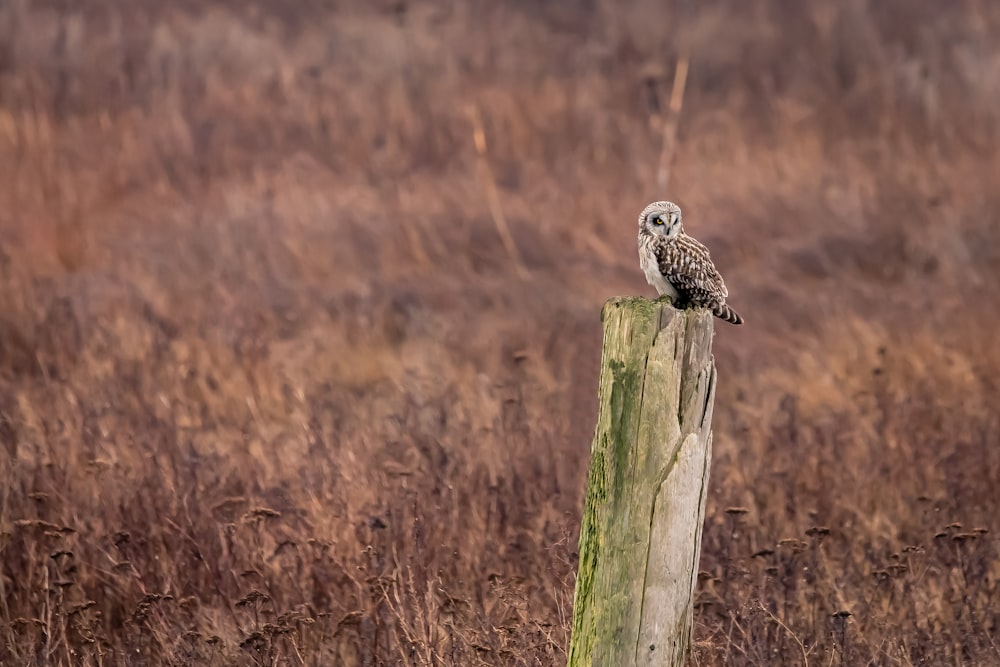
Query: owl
637 201 743 325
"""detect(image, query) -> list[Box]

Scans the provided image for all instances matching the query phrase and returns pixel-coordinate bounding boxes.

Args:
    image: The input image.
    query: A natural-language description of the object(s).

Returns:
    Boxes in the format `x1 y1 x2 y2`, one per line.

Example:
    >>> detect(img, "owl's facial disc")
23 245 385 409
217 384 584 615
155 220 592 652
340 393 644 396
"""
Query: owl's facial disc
646 210 680 237
638 201 682 237
646 212 667 231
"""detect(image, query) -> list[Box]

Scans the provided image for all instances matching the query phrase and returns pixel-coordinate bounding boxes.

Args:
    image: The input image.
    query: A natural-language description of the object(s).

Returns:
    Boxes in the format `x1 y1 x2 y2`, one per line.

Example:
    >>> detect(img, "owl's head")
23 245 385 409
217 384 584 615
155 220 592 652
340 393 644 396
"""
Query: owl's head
638 201 683 238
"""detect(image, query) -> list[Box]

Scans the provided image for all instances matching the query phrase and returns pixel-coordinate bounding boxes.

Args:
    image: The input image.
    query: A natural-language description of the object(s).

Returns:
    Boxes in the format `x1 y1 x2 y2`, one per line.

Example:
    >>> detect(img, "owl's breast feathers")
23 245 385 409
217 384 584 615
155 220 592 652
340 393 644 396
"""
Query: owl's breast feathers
655 234 729 304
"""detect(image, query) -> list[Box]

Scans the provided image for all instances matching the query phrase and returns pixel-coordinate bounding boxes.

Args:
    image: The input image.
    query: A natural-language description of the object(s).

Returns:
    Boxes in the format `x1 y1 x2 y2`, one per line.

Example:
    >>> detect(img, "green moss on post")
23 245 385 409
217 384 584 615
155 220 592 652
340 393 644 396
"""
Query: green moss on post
568 297 716 667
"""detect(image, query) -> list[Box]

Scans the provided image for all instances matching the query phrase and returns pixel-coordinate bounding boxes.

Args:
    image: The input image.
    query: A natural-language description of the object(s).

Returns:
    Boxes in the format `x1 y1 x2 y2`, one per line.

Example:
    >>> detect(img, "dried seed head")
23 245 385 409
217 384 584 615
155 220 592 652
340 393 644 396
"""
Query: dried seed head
236 590 271 607
777 538 806 552
14 519 62 533
240 631 267 651
264 622 294 636
68 601 97 616
240 507 282 524
337 611 363 627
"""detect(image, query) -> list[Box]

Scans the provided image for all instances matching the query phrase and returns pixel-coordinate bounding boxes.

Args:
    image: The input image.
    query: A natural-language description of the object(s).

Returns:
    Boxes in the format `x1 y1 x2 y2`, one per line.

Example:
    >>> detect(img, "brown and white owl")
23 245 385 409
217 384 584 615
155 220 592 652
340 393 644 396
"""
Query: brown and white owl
637 201 743 325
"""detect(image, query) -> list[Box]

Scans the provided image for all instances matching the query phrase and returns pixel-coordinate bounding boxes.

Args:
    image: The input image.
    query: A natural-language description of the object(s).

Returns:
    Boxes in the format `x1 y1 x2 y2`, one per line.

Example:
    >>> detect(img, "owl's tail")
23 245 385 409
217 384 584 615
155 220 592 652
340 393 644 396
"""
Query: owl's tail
713 303 744 325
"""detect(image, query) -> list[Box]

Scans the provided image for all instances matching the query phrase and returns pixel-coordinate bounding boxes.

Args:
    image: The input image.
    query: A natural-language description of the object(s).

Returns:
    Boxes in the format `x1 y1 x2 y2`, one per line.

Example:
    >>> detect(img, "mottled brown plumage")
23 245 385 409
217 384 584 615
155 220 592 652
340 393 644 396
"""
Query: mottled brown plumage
637 201 743 325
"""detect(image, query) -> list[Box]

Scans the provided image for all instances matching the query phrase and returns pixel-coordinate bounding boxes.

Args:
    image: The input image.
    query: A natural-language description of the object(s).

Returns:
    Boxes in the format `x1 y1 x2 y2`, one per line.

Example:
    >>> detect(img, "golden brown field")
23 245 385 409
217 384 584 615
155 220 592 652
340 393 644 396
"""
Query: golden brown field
1 1 999 665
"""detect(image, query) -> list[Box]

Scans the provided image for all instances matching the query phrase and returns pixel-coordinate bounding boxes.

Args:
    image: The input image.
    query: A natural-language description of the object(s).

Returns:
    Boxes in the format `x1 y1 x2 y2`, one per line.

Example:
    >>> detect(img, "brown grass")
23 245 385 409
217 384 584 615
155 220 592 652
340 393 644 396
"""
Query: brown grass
1 1 999 665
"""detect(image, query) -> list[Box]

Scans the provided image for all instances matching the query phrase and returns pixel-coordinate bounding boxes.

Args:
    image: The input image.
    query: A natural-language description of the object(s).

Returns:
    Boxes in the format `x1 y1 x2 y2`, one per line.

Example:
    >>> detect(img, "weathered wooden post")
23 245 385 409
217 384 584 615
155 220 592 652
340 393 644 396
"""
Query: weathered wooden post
568 297 716 667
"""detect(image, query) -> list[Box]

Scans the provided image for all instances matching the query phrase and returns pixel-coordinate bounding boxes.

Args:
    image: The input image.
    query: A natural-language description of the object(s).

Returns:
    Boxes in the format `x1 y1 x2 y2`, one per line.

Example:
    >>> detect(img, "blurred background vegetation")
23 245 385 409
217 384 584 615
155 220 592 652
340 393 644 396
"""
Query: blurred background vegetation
1 1 998 664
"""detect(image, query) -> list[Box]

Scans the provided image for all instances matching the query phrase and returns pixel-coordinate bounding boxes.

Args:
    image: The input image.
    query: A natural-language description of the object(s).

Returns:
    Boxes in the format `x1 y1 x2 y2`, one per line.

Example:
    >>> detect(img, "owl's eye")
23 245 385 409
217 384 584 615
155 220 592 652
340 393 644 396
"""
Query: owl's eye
654 216 665 225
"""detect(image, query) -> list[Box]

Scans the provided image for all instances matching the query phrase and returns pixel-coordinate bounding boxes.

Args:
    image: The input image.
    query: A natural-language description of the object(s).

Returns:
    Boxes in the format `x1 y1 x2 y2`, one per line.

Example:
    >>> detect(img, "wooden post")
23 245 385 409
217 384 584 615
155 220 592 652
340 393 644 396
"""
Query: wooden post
568 297 716 667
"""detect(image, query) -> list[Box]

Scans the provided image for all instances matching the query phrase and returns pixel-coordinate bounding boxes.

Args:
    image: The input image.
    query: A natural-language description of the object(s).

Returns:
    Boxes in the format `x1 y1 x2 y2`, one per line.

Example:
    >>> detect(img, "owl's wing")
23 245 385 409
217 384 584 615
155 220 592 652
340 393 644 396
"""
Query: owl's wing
656 235 729 300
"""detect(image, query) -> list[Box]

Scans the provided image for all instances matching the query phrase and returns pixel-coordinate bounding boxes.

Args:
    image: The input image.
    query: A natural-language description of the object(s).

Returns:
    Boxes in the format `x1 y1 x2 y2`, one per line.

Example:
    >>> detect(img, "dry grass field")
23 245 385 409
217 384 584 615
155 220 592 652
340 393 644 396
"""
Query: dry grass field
1 1 999 665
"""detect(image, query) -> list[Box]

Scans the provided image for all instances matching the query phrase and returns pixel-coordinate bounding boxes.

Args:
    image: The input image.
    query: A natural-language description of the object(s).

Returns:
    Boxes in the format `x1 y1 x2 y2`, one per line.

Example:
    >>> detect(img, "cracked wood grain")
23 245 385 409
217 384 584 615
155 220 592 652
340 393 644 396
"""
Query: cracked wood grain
568 297 716 667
